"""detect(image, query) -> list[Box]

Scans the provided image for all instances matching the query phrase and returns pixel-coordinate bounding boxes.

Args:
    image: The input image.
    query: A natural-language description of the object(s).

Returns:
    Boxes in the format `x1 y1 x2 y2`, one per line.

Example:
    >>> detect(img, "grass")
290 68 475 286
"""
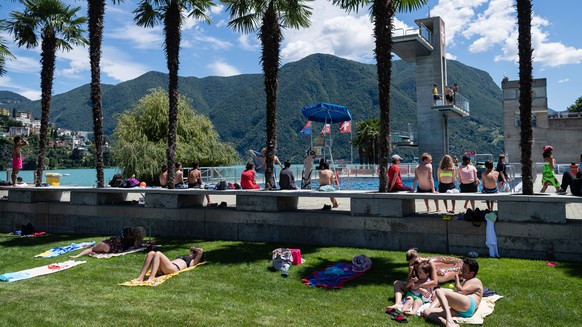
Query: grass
1 234 581 327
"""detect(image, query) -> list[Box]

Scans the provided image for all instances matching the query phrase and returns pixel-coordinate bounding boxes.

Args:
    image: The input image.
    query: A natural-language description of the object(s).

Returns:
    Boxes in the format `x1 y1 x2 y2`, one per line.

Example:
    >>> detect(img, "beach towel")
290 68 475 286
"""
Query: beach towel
34 241 96 258
89 245 160 258
119 262 207 287
302 262 368 289
0 260 86 282
416 294 503 324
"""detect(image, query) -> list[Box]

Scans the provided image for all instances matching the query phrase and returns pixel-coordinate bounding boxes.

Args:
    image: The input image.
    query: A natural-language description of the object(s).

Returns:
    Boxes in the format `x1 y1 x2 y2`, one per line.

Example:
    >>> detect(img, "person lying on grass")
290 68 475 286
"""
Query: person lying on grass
70 226 145 258
423 257 483 327
134 247 204 282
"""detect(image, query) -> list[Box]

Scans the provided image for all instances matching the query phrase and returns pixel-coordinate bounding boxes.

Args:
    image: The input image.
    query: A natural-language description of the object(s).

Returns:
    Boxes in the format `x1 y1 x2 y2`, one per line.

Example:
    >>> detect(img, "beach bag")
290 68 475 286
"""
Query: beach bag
272 248 293 271
123 178 140 188
215 180 228 190
351 254 372 272
290 248 302 265
109 174 124 187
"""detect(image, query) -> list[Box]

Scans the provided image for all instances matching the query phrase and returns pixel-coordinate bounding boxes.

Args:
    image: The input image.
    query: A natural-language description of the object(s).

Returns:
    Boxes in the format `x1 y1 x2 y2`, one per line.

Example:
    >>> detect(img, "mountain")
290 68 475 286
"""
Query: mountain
0 90 31 108
5 54 504 162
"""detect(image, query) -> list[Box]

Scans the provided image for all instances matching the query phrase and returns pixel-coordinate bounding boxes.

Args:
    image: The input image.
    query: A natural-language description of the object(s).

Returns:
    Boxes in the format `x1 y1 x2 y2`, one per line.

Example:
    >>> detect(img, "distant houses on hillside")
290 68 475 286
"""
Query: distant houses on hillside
0 108 99 152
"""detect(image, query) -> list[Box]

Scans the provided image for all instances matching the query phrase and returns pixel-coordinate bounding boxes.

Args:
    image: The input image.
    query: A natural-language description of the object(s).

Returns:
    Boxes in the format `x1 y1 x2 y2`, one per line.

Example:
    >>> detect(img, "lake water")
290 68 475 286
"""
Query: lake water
1 168 121 187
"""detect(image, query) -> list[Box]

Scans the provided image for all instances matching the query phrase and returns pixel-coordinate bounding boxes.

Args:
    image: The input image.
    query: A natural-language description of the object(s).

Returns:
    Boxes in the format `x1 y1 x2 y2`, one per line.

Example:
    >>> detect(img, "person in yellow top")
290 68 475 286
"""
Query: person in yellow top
432 84 439 105
437 155 457 213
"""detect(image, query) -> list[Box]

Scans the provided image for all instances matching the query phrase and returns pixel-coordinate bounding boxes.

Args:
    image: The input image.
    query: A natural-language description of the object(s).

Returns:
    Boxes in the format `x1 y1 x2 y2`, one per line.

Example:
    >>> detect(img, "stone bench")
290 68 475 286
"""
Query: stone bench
3 186 79 203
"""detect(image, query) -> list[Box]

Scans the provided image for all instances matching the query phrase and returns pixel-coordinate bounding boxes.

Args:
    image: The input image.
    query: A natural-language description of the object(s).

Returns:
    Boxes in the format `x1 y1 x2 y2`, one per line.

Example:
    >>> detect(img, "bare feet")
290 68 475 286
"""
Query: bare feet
333 203 339 208
448 210 455 214
446 321 460 327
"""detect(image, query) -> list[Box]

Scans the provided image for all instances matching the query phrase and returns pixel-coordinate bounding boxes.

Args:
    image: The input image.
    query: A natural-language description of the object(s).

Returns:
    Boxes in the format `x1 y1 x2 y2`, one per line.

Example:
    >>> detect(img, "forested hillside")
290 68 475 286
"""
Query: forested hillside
5 54 504 162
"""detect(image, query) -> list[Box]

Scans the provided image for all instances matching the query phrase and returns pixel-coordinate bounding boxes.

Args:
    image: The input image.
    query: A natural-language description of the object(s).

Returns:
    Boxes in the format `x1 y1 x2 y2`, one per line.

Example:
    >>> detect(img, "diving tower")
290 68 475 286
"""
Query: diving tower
392 16 470 162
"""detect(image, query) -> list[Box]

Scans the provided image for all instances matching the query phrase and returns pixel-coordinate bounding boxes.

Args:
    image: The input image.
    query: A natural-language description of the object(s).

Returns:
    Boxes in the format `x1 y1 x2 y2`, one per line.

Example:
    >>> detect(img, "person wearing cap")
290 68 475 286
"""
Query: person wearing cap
388 154 413 192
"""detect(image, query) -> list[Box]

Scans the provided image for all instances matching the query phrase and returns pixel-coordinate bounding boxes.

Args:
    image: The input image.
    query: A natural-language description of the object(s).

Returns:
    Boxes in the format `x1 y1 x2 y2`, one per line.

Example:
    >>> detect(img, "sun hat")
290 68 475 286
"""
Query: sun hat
352 254 372 272
391 154 403 161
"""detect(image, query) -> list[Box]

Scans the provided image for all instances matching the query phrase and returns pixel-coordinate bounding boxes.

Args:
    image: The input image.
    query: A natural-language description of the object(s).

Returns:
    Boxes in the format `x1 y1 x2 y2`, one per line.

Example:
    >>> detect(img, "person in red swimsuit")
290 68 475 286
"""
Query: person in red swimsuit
241 162 260 189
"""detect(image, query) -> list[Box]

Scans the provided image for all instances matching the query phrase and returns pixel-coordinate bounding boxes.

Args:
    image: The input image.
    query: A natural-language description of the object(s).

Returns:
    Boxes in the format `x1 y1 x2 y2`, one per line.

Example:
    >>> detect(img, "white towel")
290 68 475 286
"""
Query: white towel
485 218 500 258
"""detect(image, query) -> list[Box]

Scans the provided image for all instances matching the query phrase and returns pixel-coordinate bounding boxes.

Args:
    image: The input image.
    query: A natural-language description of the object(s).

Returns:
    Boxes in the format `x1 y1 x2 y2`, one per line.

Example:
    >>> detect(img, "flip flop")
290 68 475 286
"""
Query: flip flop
218 201 228 208
392 314 408 323
385 307 401 316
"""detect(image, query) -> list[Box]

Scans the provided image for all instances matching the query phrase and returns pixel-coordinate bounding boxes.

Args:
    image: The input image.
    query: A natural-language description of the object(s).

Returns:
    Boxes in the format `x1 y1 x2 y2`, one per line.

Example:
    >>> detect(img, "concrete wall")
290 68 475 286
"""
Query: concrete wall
2 199 581 262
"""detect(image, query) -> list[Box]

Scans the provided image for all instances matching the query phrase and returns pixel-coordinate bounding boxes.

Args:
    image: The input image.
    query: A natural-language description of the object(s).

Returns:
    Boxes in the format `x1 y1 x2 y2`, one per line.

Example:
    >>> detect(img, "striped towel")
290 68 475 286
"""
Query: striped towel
35 241 96 258
119 262 207 287
0 260 86 282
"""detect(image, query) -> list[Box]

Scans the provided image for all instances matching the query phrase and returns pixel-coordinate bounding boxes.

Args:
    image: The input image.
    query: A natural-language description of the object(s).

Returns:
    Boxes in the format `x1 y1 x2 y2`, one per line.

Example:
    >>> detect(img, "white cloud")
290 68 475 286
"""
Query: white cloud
209 4 224 15
238 34 259 51
430 0 489 47
101 46 150 82
20 90 41 100
5 55 41 73
207 60 240 76
107 24 163 49
0 76 13 88
56 45 90 79
0 76 41 100
558 79 570 83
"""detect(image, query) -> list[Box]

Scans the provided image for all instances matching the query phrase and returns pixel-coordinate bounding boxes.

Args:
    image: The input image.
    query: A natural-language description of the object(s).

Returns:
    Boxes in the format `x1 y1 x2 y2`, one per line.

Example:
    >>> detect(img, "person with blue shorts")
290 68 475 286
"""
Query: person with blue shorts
423 258 483 327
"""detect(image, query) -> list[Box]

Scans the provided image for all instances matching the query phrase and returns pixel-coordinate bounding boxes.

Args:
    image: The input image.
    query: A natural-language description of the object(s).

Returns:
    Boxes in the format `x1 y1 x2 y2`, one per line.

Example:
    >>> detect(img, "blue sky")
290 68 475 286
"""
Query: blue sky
1 0 581 112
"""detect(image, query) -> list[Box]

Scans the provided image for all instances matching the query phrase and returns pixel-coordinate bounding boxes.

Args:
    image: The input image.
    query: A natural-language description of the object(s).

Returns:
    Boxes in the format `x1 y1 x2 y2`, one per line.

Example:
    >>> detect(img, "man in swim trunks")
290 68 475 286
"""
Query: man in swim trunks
481 160 499 211
11 136 28 187
319 161 339 209
424 258 483 327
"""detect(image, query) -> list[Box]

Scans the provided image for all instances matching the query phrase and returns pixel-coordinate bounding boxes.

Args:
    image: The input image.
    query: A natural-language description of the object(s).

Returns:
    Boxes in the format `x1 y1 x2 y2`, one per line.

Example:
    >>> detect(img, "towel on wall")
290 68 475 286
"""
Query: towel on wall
0 260 86 282
35 241 96 258
302 262 368 289
119 262 207 287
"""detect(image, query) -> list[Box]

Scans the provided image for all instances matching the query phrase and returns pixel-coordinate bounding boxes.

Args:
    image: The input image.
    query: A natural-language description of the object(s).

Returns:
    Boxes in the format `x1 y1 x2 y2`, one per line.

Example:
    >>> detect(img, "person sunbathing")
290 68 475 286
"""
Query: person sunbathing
70 226 145 258
133 247 204 282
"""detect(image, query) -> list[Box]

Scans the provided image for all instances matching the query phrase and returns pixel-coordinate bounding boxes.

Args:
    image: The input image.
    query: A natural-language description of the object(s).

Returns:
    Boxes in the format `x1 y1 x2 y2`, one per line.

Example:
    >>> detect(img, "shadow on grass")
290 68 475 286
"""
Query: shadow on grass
0 233 88 247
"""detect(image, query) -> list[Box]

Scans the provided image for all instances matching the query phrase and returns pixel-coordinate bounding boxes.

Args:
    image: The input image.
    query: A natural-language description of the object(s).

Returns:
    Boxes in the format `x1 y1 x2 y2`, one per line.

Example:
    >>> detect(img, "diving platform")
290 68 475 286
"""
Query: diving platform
431 92 470 118
392 24 434 63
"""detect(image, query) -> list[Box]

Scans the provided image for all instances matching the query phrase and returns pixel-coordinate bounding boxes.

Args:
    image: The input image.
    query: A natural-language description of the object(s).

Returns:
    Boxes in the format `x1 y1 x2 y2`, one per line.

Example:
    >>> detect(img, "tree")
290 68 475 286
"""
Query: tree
517 0 533 195
351 118 380 165
3 0 87 186
134 0 215 189
224 0 313 189
86 0 124 188
567 95 582 113
331 0 428 191
112 88 238 184
0 35 16 76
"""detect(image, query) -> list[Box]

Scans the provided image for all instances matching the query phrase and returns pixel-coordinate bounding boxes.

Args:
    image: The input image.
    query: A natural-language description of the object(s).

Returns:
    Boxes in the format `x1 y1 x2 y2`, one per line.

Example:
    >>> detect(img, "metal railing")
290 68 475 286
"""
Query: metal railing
393 23 433 45
433 92 470 114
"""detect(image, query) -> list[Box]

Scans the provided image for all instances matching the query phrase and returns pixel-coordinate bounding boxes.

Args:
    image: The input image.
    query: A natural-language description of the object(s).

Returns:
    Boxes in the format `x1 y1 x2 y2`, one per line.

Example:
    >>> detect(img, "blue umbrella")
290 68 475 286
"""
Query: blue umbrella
301 102 352 124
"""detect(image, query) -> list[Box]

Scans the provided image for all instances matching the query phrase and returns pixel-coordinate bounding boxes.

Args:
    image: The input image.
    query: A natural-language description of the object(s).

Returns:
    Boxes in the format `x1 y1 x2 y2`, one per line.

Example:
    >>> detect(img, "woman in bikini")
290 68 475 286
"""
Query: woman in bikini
437 155 457 213
133 246 204 282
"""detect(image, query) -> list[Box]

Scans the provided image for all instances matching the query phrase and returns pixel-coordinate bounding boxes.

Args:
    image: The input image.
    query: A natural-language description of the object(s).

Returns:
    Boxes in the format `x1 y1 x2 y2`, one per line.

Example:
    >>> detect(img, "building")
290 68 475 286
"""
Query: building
502 77 582 163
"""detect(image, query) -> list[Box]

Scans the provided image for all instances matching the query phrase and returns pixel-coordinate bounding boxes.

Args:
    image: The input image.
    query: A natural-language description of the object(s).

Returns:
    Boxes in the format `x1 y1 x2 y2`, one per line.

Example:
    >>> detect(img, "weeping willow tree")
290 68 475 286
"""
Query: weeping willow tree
112 88 238 183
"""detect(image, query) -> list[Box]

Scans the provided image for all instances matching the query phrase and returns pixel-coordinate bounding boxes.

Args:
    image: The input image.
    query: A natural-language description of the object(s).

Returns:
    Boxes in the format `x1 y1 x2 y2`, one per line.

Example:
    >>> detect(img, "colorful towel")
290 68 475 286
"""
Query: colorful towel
89 245 160 258
119 262 207 287
302 262 368 289
0 260 86 282
35 241 96 258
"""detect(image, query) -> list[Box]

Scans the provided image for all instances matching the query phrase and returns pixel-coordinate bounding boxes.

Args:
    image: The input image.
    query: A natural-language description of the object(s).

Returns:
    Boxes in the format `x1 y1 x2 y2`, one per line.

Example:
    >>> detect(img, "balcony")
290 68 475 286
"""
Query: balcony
392 24 433 63
431 92 470 118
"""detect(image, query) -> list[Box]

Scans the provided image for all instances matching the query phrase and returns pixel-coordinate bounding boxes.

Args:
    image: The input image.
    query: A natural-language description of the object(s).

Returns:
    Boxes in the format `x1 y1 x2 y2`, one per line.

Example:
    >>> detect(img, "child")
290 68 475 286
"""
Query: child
540 145 560 193
11 136 28 187
402 261 434 315
413 153 439 212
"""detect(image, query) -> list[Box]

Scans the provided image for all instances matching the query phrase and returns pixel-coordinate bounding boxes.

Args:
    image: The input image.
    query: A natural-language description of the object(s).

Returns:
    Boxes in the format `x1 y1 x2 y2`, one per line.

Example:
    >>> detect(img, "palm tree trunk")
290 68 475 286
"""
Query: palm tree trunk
260 6 281 189
36 29 57 187
164 0 182 189
88 0 105 188
373 0 395 192
517 0 534 195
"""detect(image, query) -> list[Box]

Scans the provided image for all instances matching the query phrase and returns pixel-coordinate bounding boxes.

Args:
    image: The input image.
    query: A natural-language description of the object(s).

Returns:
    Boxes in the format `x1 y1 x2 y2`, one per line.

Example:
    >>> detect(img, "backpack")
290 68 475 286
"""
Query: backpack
109 174 124 188
215 180 228 190
272 248 293 272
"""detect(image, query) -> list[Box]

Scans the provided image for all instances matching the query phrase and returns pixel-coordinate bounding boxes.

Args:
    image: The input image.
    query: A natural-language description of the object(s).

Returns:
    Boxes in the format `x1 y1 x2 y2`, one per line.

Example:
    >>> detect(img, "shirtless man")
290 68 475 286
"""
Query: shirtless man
481 160 499 211
174 162 184 187
413 152 439 211
159 164 168 187
188 161 211 205
11 136 28 187
424 258 483 327
318 161 339 209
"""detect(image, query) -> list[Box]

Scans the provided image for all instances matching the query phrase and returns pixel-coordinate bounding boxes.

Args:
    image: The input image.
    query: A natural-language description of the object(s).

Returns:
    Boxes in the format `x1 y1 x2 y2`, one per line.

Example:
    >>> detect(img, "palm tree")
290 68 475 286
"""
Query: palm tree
86 0 124 188
331 0 428 191
351 118 380 165
134 0 215 189
516 0 533 195
223 0 313 189
0 35 16 76
3 0 87 186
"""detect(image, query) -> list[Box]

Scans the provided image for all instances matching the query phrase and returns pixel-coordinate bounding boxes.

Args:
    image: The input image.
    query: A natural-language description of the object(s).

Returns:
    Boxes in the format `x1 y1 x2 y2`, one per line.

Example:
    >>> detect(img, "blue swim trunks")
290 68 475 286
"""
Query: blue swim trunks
457 296 477 318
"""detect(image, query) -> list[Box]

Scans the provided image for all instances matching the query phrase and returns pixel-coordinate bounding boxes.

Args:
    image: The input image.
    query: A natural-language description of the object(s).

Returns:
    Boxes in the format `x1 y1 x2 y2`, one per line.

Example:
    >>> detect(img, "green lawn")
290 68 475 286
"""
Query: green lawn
0 234 581 327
